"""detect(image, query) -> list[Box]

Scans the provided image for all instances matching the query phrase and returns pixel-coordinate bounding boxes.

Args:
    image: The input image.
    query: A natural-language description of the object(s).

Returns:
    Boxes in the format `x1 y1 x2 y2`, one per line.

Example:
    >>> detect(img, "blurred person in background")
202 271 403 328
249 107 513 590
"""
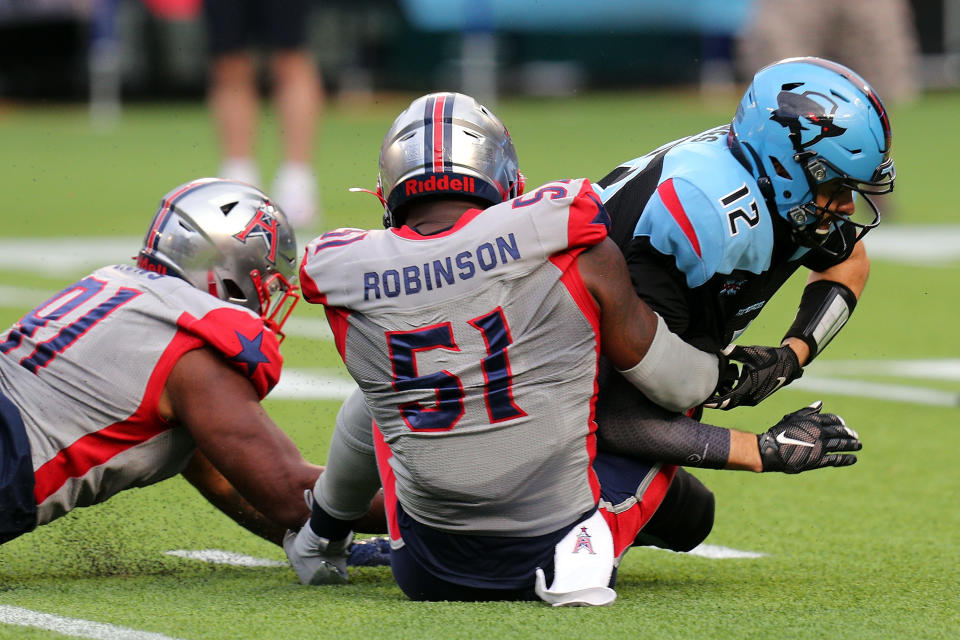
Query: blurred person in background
204 0 323 228
0 178 386 568
736 0 921 105
591 56 895 551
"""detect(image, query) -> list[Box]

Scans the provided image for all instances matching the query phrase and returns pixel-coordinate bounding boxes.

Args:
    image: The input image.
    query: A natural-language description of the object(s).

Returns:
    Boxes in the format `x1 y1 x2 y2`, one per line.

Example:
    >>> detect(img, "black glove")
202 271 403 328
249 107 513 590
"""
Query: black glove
757 401 861 473
703 344 802 410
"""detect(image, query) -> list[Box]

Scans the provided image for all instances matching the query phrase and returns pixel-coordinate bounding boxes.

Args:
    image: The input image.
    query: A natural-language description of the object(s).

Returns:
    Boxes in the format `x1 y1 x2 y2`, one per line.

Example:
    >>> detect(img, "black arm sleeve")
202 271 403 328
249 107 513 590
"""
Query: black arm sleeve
596 358 731 469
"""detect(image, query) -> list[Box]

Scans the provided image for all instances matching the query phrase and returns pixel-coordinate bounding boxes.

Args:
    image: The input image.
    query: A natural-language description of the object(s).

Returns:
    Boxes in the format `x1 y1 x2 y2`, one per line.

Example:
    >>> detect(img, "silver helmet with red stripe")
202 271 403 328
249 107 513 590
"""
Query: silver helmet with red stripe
377 92 524 228
136 178 299 339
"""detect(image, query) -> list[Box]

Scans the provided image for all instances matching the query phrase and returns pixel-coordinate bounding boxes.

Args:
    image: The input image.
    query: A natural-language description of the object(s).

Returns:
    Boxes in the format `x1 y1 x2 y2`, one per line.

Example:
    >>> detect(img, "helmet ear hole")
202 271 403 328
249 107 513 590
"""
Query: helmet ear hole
770 157 792 179
222 278 246 302
220 201 238 215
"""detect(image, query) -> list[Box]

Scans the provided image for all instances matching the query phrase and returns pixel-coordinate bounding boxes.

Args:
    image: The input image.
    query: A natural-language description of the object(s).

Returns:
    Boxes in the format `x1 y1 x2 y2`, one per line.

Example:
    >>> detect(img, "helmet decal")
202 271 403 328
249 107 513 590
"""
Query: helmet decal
233 204 280 265
800 56 892 153
771 89 847 151
424 93 455 173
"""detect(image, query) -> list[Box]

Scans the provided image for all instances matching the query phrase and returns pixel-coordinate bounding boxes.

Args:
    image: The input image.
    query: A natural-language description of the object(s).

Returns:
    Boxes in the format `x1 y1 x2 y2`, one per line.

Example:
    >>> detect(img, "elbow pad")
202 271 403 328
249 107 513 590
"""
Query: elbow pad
617 315 719 412
783 281 857 363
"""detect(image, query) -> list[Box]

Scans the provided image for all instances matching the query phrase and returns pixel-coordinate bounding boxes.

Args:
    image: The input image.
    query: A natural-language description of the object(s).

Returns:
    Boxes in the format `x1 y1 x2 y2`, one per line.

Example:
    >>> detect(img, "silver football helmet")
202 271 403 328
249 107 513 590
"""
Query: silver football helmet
376 92 524 228
136 178 299 339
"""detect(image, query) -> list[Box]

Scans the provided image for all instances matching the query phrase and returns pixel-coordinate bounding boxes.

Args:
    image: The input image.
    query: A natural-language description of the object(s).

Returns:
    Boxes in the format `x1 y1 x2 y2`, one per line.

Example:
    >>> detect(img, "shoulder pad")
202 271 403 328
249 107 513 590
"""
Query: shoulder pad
635 143 776 286
635 176 726 288
177 305 283 399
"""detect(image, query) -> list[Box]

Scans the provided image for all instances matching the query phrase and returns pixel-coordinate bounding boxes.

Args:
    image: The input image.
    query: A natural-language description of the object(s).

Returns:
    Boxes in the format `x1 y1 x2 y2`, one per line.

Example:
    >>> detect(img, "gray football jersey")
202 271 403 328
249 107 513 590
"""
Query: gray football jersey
0 264 283 526
301 179 612 536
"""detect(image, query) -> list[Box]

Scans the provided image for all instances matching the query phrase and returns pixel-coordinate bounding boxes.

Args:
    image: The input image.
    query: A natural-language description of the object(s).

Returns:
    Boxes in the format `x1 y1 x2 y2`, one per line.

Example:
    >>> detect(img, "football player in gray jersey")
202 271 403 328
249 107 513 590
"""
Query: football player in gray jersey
284 92 861 605
0 178 386 566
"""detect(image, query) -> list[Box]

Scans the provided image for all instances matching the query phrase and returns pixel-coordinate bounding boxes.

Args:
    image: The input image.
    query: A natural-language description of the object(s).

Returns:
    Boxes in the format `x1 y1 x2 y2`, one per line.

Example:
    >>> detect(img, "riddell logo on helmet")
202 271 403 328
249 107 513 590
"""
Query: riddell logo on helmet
404 175 476 197
136 254 168 274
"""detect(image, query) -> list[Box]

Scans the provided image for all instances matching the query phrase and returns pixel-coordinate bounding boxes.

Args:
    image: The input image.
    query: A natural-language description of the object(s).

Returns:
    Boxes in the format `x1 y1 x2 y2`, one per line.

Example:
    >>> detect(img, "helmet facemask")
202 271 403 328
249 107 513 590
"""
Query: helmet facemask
250 269 299 342
787 150 895 259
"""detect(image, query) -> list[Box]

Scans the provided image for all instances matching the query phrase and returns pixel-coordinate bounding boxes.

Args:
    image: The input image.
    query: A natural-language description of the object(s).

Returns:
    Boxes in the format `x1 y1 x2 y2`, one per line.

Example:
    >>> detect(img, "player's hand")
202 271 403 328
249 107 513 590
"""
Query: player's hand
757 401 861 473
283 524 353 585
703 344 802 410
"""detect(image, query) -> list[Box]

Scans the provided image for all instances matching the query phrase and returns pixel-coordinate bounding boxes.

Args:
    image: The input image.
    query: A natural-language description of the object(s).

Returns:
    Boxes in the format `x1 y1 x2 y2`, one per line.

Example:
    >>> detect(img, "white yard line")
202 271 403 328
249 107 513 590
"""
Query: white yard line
1 224 959 276
270 368 358 400
163 549 287 567
792 375 960 407
0 605 183 640
674 544 767 559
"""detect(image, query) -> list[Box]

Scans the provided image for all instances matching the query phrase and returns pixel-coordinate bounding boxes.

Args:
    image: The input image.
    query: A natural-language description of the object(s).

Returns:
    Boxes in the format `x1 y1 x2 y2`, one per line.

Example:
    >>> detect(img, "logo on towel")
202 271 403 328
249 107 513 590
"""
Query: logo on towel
572 527 596 555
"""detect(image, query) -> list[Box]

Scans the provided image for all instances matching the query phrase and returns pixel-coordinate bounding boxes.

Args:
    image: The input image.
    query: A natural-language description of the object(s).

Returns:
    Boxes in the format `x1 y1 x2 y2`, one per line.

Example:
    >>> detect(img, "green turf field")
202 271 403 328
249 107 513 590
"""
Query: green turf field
0 90 958 639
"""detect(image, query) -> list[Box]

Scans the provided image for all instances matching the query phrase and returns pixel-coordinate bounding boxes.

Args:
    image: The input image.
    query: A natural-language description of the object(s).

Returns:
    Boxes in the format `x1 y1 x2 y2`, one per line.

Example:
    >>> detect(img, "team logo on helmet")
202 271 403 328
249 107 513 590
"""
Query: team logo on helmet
233 203 280 264
770 87 847 152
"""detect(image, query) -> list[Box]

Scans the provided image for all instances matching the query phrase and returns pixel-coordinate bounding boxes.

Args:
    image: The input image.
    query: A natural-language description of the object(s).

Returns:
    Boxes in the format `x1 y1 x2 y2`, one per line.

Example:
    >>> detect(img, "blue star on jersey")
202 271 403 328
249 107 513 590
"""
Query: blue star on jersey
230 330 270 375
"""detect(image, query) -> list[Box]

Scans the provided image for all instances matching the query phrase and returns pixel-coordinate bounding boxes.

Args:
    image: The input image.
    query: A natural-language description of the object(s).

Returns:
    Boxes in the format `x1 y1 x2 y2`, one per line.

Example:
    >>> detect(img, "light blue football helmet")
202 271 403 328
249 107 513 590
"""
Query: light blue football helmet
731 57 895 255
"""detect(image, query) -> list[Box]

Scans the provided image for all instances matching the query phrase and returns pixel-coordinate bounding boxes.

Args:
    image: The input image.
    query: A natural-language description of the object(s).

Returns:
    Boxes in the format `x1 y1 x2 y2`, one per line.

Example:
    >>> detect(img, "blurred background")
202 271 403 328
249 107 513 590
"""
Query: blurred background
0 0 954 104
0 0 955 237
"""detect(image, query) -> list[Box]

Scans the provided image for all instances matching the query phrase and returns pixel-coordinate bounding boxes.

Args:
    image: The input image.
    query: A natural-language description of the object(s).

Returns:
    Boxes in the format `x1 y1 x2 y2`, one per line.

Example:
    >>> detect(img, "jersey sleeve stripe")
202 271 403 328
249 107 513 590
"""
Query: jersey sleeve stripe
656 178 702 258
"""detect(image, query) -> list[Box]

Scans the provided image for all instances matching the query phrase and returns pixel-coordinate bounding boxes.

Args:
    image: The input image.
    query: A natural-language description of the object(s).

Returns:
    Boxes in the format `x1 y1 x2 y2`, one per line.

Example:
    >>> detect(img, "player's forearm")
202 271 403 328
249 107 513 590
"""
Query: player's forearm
210 488 289 546
783 243 869 365
182 454 291 545
723 430 763 472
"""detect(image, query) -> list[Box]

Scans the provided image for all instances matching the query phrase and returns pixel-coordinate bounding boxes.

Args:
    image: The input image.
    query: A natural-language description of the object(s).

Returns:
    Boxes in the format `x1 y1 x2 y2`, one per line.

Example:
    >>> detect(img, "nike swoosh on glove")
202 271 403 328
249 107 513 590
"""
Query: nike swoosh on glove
704 344 802 410
758 401 862 473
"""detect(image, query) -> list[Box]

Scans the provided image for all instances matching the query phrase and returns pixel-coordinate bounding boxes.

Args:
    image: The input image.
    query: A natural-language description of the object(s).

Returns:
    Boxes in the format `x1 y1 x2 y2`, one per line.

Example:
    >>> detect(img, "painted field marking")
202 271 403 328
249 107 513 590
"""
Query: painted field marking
0 605 183 640
163 544 767 571
677 544 767 559
793 376 960 407
163 549 287 567
1 224 959 276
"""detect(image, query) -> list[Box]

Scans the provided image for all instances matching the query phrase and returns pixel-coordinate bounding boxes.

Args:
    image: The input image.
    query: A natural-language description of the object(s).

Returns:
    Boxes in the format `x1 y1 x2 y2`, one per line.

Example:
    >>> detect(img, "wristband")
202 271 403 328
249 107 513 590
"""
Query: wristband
783 280 856 362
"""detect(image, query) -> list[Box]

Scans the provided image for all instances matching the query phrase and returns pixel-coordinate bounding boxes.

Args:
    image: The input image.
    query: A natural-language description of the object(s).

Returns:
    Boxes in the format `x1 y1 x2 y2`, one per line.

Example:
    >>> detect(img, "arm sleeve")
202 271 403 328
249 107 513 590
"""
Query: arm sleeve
597 358 732 469
616 315 720 412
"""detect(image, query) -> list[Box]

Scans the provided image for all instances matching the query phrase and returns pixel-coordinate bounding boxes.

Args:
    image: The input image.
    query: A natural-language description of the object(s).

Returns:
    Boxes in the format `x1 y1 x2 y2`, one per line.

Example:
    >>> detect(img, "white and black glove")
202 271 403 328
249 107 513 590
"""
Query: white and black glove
758 401 861 473
283 523 353 585
704 344 802 410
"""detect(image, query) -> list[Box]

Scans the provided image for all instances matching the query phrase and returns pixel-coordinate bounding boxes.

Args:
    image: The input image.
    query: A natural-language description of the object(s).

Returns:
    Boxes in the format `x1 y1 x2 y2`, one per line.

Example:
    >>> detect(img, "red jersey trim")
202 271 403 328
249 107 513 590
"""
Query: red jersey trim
372 423 402 543
32 331 202 505
551 250 602 502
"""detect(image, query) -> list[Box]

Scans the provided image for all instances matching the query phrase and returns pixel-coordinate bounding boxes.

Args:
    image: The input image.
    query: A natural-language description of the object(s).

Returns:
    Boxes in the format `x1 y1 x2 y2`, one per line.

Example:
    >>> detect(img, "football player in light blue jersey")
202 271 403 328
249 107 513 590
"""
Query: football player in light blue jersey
591 57 893 552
